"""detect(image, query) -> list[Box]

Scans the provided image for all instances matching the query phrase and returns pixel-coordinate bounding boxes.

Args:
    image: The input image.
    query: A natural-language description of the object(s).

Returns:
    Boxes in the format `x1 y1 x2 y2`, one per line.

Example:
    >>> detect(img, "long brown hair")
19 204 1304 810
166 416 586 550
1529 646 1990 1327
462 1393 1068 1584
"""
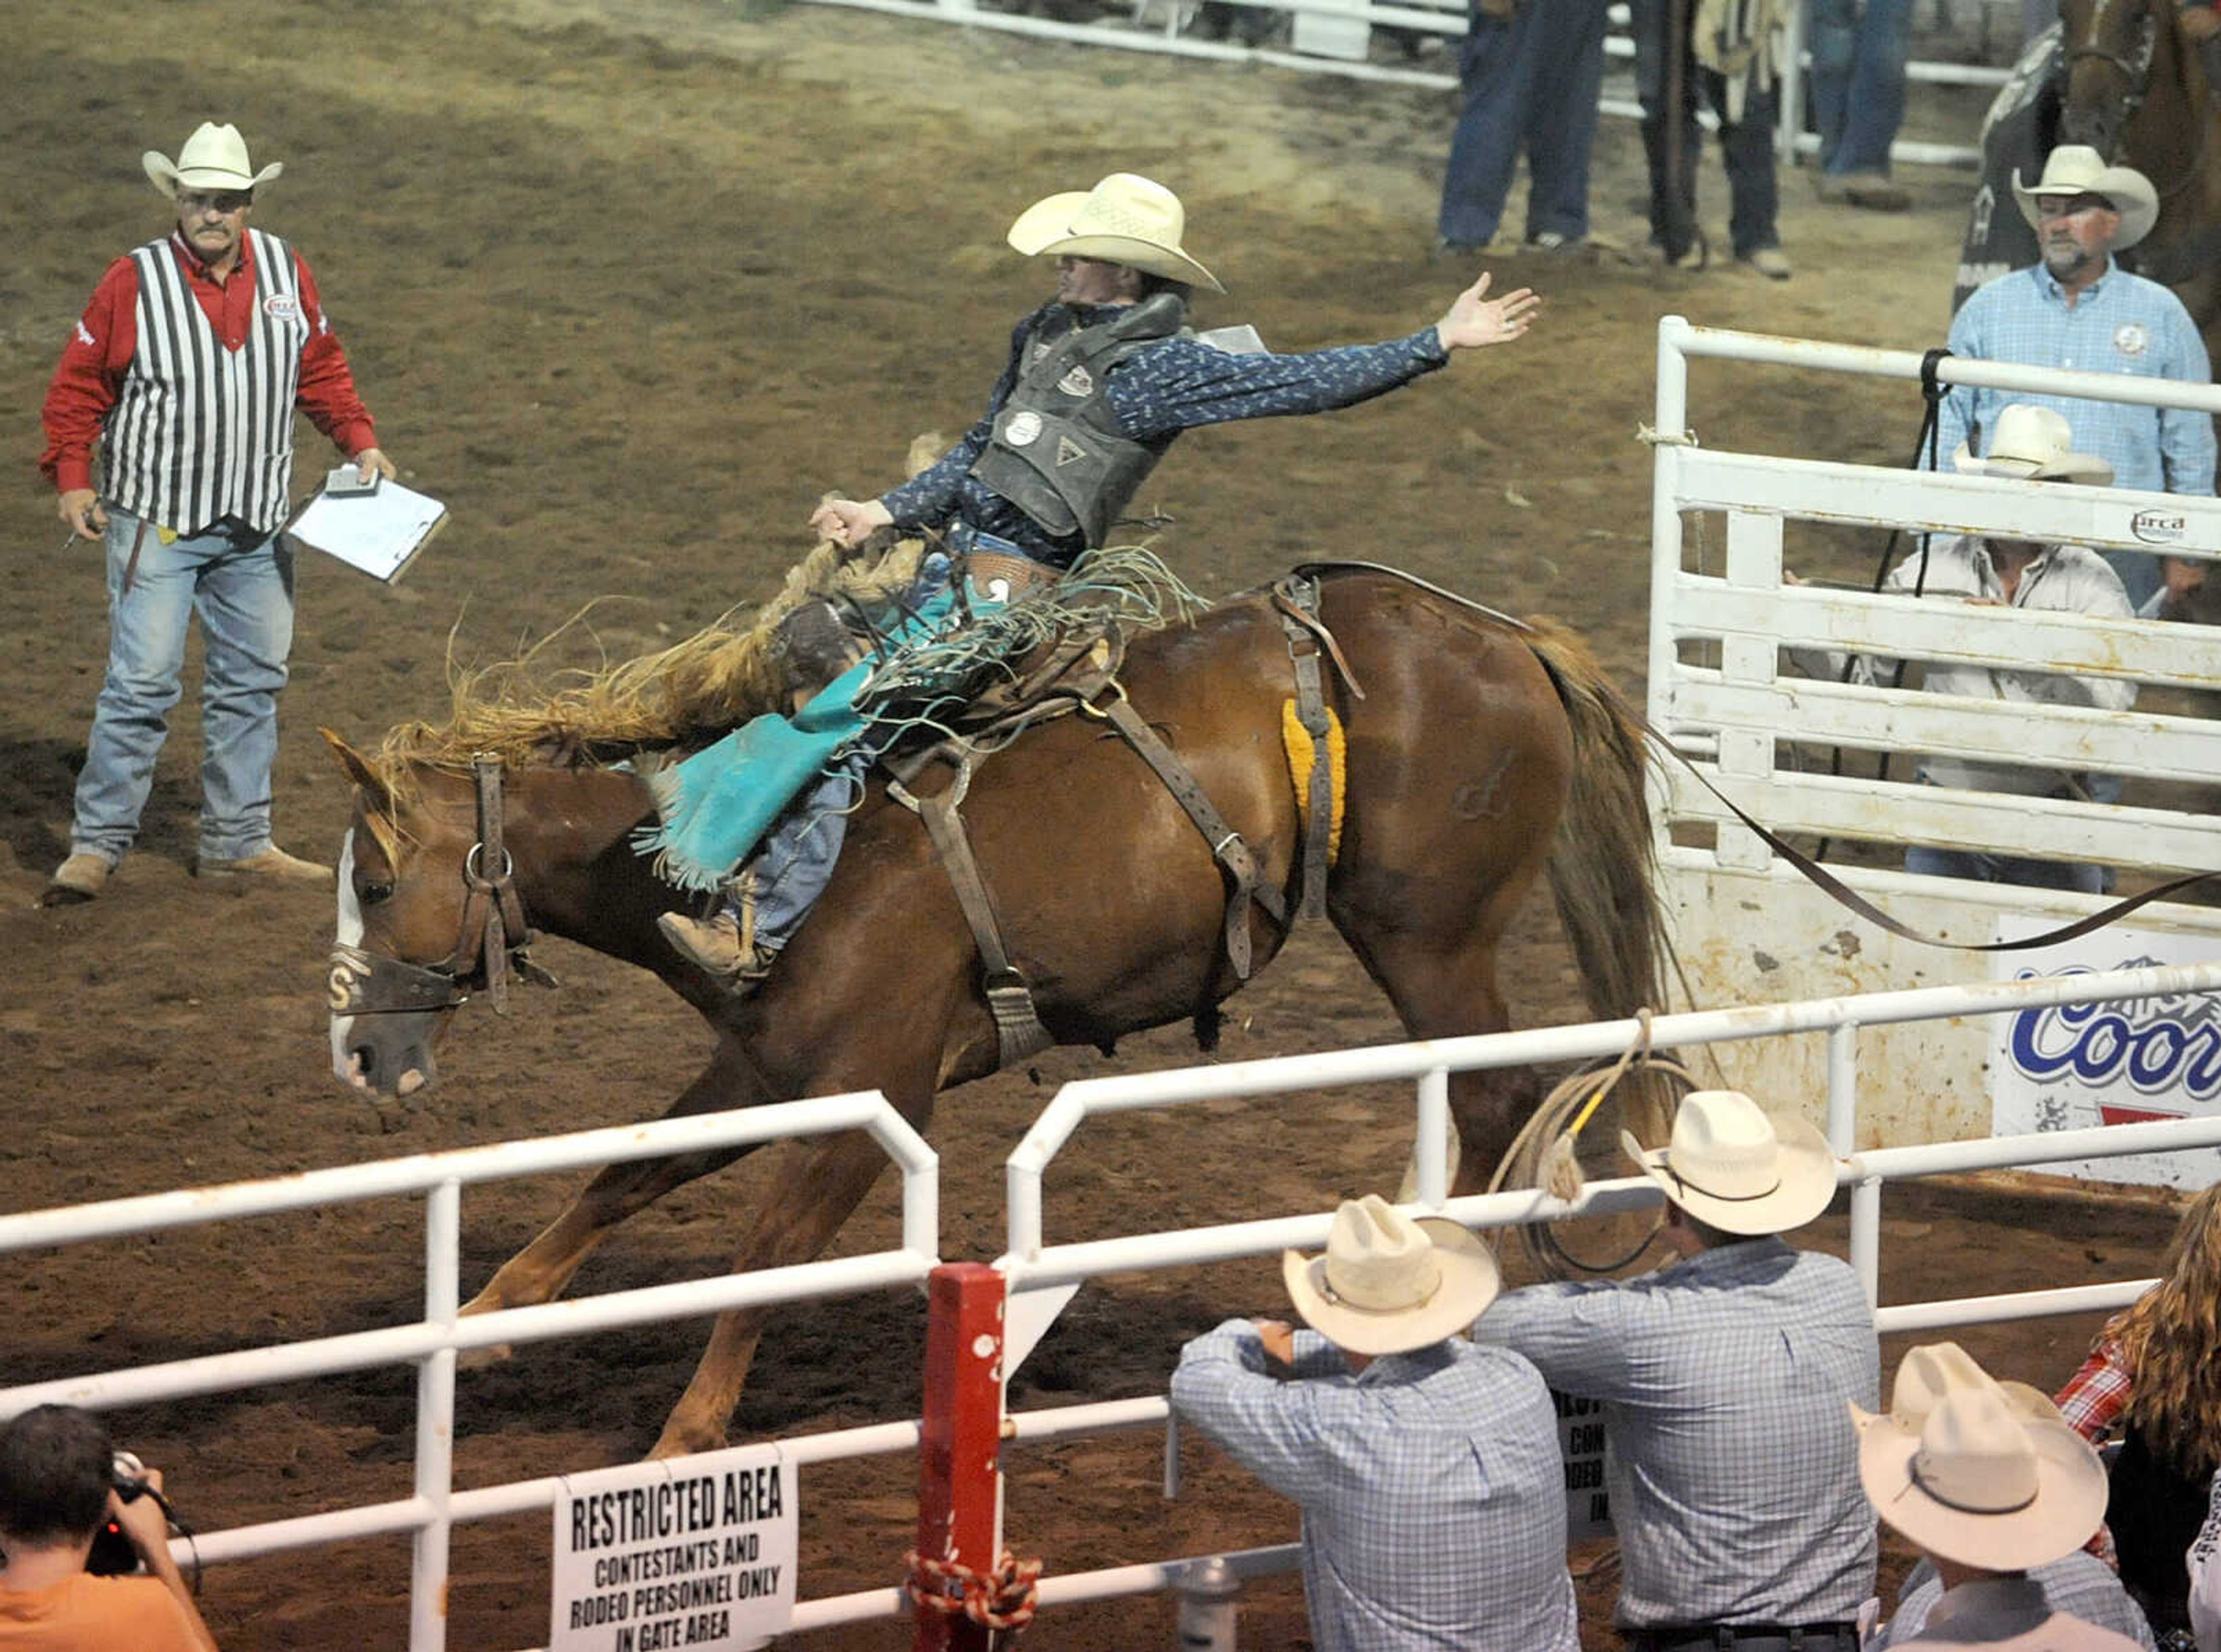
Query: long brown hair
2119 1183 2221 1473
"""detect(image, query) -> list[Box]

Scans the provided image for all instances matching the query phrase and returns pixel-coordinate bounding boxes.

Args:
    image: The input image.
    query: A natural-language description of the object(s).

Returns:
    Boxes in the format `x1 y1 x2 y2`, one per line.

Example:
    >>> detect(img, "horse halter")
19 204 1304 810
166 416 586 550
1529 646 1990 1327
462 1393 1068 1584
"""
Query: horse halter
328 755 556 1020
2063 6 2158 140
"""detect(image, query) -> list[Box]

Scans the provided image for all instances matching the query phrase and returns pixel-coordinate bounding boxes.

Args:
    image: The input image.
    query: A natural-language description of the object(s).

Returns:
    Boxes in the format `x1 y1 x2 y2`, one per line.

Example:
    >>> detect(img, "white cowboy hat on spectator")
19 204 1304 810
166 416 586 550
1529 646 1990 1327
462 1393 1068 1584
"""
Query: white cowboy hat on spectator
1853 1342 2109 1571
2011 143 2158 250
143 122 283 200
1006 172 1225 294
1951 403 2115 486
1619 1089 1836 1234
1281 1194 1499 1355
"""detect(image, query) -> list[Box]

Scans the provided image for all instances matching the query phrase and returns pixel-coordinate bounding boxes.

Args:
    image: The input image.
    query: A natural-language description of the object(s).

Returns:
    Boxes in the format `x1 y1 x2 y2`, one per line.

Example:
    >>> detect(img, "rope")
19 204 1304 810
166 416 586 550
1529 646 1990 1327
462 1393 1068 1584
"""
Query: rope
906 1547 1044 1638
1482 1012 1698 1279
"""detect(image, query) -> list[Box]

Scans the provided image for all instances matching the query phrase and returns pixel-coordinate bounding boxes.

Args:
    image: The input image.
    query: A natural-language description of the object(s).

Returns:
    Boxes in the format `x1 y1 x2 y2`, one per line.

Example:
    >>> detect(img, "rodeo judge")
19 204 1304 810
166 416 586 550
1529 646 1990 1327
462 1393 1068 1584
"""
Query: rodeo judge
805 171 1541 569
38 121 397 905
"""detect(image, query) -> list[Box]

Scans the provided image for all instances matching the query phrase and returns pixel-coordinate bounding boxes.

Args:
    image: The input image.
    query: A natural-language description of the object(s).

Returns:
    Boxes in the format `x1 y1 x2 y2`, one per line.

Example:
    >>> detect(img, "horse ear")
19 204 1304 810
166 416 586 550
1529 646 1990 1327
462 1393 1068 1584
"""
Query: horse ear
320 728 394 814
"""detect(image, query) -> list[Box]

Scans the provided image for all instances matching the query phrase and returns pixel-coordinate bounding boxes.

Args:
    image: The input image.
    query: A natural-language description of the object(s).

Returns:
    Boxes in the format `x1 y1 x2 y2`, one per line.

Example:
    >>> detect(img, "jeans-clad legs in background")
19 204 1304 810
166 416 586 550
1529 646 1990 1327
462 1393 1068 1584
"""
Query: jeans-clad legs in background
71 510 296 868
1809 0 1913 178
1436 0 1612 248
1628 0 1783 257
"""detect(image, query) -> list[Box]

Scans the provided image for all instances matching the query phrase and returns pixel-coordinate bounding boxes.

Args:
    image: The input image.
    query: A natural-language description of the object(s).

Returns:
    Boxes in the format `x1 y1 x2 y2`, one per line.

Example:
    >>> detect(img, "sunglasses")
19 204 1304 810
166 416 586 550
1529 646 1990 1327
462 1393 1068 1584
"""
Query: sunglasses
178 190 253 215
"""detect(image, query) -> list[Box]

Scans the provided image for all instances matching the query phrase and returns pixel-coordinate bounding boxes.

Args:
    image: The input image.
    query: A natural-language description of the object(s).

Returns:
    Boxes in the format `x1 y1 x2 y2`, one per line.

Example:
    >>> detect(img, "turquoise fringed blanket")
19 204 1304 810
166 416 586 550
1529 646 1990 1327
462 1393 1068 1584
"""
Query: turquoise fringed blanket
636 659 873 893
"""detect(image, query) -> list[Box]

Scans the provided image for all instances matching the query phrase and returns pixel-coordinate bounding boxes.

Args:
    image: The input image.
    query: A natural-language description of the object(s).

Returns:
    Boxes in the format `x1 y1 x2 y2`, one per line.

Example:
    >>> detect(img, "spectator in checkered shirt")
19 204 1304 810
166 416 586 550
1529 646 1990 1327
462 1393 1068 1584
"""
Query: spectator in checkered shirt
1170 1194 1577 1652
1471 1089 1879 1652
2056 1183 2221 1636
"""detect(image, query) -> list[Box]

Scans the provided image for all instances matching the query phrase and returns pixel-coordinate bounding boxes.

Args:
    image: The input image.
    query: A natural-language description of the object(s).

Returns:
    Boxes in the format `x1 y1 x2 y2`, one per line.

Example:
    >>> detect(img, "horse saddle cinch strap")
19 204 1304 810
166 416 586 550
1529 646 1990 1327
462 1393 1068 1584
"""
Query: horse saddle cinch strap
1272 571 1363 921
1093 690 1286 980
884 744 1056 1070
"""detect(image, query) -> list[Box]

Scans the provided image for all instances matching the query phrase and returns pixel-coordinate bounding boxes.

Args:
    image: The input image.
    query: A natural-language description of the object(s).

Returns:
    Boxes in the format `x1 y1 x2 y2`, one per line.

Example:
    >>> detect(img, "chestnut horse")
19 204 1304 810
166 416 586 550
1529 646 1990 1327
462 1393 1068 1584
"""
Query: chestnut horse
2059 0 2221 355
324 565 1666 1456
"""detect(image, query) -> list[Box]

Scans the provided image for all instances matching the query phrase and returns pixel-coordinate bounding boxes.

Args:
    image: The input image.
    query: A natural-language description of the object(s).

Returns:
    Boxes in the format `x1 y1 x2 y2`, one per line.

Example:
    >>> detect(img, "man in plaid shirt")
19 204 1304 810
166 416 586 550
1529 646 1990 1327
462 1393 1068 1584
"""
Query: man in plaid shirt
1171 1194 1577 1652
1473 1090 1879 1652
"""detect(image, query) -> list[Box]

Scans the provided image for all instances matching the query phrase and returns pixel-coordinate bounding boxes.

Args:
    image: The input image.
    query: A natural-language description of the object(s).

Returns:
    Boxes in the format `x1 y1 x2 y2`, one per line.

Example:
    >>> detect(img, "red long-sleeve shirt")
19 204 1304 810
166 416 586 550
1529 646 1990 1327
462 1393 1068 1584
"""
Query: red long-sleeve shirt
39 228 378 496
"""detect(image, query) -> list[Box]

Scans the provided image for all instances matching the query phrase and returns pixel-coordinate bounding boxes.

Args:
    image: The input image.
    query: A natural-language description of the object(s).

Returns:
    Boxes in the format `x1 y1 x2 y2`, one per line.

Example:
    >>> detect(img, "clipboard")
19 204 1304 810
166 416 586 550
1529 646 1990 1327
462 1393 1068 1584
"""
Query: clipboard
289 467 448 583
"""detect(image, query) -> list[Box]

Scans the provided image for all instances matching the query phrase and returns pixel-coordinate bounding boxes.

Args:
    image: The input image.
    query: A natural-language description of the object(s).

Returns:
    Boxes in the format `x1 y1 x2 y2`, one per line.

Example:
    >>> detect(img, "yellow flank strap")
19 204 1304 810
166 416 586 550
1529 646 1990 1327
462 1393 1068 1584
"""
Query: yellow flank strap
1280 699 1346 862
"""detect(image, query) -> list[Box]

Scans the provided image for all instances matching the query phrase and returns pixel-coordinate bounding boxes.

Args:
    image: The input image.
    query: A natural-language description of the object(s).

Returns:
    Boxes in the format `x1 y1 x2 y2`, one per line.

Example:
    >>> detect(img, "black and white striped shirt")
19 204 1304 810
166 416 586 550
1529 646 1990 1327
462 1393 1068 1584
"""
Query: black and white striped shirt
105 227 311 535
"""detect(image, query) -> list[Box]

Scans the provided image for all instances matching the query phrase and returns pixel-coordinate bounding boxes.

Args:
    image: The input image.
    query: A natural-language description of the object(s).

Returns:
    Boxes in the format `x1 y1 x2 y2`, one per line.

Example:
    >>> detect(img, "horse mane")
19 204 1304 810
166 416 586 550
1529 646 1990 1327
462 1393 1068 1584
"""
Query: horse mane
368 539 1209 802
370 539 935 791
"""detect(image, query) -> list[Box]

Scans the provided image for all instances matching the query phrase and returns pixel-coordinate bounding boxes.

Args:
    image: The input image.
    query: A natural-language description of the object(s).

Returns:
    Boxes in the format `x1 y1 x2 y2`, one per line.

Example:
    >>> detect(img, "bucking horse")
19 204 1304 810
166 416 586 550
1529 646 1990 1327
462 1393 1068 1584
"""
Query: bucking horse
323 557 1667 1457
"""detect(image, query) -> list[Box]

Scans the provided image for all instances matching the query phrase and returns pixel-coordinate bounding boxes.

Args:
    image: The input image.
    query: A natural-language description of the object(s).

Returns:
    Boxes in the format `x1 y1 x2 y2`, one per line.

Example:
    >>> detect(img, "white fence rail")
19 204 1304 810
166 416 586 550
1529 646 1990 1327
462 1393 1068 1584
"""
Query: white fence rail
0 1093 938 1652
987 958 2221 1616
788 0 2011 167
1648 318 2221 877
12 963 2221 1643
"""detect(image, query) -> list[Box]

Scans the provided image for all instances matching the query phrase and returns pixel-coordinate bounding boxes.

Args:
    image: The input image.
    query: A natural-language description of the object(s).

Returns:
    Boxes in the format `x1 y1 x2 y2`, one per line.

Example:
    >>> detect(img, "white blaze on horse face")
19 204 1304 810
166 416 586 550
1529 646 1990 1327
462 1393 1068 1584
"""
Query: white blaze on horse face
331 829 365 1087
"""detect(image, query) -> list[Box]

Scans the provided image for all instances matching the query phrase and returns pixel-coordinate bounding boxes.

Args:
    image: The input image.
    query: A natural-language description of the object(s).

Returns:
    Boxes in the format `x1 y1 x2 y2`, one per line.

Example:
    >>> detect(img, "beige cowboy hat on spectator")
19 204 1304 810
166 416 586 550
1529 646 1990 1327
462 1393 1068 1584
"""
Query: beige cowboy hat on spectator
1281 1194 1499 1355
2011 143 2158 250
1951 403 2115 486
1006 172 1225 294
1620 1089 1836 1234
1853 1342 2109 1571
143 122 283 200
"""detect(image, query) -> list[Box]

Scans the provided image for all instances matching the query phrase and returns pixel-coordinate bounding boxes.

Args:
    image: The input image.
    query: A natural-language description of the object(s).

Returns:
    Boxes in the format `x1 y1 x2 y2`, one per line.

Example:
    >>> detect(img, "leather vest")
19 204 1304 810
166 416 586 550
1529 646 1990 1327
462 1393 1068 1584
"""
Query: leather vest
969 293 1187 549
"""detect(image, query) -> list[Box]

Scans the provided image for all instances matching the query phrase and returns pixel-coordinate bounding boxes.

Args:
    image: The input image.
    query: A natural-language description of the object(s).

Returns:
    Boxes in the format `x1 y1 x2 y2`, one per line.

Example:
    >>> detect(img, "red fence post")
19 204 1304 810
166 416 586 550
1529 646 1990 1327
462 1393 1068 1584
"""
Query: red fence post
913 1261 1009 1652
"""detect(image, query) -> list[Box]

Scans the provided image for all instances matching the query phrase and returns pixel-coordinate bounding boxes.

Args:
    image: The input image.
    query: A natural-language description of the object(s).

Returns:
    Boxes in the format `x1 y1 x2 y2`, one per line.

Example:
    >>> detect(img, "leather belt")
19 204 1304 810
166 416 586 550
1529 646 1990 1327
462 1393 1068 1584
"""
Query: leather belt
1628 1624 1860 1652
945 522 1027 560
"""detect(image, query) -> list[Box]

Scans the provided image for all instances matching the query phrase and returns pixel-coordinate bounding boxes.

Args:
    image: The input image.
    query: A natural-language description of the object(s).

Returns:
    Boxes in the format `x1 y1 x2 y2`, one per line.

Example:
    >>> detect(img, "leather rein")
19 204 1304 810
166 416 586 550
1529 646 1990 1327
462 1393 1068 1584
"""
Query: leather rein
328 755 556 1020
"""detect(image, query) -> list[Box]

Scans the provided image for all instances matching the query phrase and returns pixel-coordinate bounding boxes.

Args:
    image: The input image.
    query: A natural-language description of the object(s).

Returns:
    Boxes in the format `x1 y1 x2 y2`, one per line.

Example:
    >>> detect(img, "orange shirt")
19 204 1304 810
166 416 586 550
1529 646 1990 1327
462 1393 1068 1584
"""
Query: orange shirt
0 1572 204 1650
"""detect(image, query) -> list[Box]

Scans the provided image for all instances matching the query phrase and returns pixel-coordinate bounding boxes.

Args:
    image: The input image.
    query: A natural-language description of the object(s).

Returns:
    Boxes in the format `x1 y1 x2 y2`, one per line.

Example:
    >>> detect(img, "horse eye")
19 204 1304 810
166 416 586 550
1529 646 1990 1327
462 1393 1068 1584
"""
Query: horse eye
360 879 396 905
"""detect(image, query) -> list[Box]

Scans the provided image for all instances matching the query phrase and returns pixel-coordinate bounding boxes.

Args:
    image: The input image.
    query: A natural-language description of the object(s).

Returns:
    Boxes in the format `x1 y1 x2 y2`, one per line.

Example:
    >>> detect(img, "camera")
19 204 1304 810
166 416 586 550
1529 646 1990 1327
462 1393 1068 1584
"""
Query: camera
86 1452 153 1577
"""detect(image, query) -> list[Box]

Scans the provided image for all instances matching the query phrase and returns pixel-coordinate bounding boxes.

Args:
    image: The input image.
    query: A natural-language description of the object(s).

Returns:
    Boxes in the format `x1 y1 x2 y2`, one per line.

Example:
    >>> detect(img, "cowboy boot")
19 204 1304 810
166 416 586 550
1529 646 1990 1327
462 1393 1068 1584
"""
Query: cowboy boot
657 874 777 990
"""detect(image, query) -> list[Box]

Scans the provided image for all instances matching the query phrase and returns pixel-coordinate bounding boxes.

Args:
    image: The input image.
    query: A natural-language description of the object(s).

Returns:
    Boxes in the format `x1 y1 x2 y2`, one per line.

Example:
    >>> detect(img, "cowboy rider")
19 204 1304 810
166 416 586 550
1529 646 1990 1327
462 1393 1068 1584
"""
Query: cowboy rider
805 171 1541 573
661 172 1543 988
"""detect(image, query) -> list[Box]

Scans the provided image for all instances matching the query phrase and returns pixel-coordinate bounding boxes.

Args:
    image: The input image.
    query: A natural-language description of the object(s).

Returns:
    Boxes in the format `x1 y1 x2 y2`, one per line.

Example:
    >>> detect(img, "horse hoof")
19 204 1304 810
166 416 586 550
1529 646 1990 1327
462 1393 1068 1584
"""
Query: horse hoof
648 1425 728 1462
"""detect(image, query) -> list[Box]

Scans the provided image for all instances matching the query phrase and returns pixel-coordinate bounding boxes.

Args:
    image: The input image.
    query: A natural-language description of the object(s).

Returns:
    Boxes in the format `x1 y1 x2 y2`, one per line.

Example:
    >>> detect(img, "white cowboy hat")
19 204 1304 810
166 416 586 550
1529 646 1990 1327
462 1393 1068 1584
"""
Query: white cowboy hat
143 122 283 200
1006 173 1225 294
1951 403 2115 486
1853 1342 2109 1572
1619 1089 1837 1235
1281 1194 1500 1356
2011 143 2158 251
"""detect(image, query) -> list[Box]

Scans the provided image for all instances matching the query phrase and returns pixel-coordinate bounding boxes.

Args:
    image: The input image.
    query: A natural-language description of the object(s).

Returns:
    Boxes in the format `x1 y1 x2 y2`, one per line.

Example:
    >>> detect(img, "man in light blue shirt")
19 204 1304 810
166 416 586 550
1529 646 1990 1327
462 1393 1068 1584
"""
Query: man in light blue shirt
1472 1090 1878 1650
1938 145 2215 611
1171 1194 1578 1652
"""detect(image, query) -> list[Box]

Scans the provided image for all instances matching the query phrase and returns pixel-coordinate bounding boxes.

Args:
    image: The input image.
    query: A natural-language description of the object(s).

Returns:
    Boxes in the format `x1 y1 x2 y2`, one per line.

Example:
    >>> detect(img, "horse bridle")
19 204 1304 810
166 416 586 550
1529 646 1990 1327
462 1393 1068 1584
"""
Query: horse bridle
328 755 556 1020
2063 3 2157 121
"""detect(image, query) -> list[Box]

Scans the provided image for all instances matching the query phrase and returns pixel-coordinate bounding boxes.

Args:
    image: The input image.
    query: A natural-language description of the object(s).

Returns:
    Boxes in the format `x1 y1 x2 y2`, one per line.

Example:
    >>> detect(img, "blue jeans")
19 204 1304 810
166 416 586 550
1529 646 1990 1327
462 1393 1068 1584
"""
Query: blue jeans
1436 0 1611 246
1628 0 1781 256
1903 843 2106 895
748 755 869 953
71 511 296 865
1809 0 1912 178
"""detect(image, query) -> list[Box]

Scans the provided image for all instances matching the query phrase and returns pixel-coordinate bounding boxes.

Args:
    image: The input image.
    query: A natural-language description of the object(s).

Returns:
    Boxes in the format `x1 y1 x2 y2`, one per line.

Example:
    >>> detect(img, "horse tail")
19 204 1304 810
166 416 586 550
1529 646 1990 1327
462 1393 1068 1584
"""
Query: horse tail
1521 618 1670 1023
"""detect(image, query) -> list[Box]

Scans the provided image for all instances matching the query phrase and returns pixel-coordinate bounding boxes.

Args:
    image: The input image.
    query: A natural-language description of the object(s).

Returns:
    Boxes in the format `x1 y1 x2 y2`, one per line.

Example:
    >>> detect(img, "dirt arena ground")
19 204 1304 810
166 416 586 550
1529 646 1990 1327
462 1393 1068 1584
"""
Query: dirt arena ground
1 1 2200 1646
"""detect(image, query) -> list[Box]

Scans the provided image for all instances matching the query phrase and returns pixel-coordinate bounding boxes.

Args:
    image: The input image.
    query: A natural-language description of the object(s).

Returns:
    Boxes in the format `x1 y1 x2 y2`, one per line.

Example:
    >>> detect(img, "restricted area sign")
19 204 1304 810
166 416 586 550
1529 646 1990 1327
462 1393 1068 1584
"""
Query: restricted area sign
1555 1389 1613 1540
549 1443 797 1652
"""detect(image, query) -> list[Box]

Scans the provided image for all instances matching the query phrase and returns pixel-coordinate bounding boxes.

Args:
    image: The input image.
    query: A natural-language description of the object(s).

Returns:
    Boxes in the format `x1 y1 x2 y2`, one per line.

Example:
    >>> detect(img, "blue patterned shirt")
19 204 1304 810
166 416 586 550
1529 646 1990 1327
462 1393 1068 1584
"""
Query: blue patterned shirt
1935 260 2215 499
1881 1553 2157 1649
1170 1319 1579 1652
1472 1237 1880 1628
881 301 1449 564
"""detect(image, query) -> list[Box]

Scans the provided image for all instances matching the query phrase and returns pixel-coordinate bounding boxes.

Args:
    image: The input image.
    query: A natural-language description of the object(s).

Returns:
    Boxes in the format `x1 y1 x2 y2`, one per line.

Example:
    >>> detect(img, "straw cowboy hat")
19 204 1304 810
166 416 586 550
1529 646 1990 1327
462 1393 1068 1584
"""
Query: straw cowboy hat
1281 1194 1500 1356
1619 1089 1837 1235
1006 173 1224 294
143 122 283 200
2012 143 2159 250
1951 403 2115 486
1853 1342 2109 1571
